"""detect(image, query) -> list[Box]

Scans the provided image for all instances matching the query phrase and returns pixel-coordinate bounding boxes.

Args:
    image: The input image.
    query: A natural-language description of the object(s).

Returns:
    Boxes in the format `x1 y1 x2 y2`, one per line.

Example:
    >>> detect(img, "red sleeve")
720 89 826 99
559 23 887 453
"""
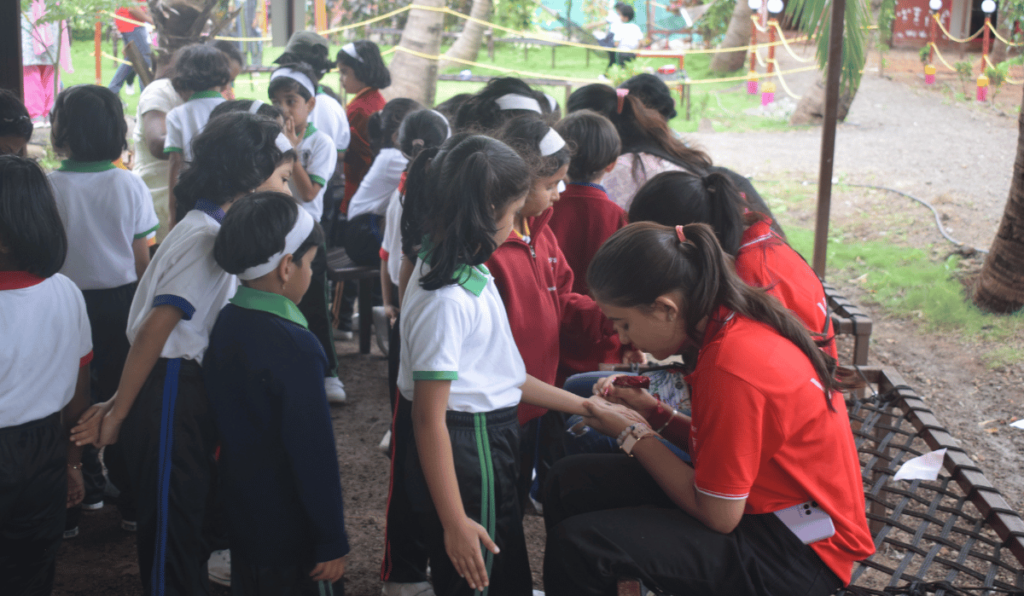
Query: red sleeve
379 248 389 261
342 107 375 205
80 350 94 368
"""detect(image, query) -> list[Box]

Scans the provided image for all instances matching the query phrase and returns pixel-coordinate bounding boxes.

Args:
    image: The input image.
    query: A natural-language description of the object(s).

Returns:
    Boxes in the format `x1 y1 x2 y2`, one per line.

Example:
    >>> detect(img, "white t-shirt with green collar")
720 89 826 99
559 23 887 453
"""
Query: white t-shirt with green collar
164 90 225 163
398 257 526 413
288 123 336 221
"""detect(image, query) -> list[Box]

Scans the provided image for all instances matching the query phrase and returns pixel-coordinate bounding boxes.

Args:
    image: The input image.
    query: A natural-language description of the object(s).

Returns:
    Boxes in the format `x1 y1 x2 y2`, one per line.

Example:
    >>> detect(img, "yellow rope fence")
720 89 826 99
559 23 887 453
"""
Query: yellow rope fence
983 54 1023 85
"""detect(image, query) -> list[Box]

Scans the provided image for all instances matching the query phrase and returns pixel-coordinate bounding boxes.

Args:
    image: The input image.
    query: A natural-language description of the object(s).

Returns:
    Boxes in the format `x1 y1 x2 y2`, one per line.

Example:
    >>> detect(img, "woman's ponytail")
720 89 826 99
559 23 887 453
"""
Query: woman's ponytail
701 171 745 256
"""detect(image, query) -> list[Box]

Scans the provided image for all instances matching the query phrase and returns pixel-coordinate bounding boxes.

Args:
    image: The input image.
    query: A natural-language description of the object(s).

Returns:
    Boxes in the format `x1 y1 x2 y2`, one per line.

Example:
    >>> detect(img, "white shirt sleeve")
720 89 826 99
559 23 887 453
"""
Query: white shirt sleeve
150 233 220 318
164 107 184 153
348 149 408 219
382 188 403 285
72 282 93 361
303 132 336 187
406 294 467 381
130 174 161 238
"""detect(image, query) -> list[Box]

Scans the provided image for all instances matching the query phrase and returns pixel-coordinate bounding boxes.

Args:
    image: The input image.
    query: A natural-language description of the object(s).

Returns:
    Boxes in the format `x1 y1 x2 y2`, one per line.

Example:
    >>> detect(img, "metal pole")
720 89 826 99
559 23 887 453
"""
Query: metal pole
95 20 102 85
750 18 757 73
929 12 937 64
812 0 847 278
983 15 990 68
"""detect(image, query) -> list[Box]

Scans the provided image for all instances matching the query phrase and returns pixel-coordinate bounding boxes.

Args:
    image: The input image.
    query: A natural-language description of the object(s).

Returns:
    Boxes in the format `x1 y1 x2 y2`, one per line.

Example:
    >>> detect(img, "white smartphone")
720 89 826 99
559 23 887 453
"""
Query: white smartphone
773 501 835 544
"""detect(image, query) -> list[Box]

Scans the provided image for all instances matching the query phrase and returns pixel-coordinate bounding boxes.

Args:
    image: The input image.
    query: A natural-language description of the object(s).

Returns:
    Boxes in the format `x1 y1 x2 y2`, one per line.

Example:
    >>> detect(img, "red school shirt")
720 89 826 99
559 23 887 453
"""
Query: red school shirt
115 2 146 33
547 183 627 297
342 87 386 212
486 208 618 425
685 307 874 585
734 218 837 359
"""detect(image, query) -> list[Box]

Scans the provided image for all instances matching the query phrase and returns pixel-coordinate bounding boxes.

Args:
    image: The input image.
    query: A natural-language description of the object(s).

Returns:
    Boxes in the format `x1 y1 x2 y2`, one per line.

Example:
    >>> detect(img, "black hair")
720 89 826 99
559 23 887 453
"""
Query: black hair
212 40 244 68
336 40 391 90
210 99 283 122
498 113 571 179
453 77 553 133
401 134 530 291
620 74 677 121
434 93 473 124
269 62 318 101
0 89 33 142
171 44 232 94
398 109 450 161
587 222 858 408
615 2 635 21
369 98 423 154
554 109 621 183
0 155 67 277
174 112 282 218
567 84 712 177
276 53 333 82
50 85 127 162
215 191 324 277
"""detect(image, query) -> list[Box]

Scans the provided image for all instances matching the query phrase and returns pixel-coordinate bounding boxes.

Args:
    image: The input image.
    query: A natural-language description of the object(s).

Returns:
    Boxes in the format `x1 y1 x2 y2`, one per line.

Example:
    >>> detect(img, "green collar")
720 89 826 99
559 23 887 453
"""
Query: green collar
418 241 489 297
317 85 324 95
58 160 117 172
229 286 308 328
303 122 319 139
189 89 223 101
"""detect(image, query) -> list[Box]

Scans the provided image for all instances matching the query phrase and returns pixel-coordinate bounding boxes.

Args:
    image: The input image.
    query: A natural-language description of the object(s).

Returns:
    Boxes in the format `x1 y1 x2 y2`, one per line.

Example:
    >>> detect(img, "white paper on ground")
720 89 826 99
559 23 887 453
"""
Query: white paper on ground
1010 419 1024 430
893 448 947 482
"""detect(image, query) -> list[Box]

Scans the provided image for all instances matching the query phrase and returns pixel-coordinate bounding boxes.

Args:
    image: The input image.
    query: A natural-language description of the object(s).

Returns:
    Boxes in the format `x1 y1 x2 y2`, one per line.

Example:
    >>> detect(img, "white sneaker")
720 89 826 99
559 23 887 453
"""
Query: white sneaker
382 581 435 596
208 549 231 587
373 306 390 356
126 85 135 95
378 429 392 453
325 377 347 403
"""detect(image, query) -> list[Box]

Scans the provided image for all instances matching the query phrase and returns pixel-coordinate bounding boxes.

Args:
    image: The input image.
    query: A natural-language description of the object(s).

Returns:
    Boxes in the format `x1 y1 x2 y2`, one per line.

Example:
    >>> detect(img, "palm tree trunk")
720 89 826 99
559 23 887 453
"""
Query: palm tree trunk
385 0 446 106
710 0 753 73
439 0 492 71
973 89 1024 313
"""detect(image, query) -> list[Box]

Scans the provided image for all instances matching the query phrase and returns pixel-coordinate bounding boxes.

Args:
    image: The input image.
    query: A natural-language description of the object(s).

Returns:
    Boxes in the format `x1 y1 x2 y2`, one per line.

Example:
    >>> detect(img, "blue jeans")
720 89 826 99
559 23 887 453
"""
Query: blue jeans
108 27 152 93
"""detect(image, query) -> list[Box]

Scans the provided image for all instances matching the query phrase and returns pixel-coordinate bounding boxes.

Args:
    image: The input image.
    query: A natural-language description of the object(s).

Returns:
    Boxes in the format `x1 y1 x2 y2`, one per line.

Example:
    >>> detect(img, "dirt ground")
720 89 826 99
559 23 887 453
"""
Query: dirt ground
51 47 1024 596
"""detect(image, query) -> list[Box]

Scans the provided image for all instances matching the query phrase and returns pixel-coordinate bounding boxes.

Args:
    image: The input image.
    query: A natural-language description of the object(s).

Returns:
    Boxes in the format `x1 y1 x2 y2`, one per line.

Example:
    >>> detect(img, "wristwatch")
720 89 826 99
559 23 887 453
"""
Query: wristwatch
617 423 657 456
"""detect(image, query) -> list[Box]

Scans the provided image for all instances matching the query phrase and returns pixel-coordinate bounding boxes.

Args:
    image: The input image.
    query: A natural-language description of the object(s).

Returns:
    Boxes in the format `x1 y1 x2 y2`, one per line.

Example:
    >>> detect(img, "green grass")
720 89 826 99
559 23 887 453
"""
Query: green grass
63 35 789 133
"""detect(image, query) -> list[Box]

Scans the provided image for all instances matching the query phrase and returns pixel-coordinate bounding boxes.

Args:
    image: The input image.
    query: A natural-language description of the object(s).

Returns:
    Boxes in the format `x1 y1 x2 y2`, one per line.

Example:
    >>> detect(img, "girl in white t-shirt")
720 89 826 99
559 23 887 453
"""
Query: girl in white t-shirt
0 156 92 593
48 84 160 530
390 134 588 596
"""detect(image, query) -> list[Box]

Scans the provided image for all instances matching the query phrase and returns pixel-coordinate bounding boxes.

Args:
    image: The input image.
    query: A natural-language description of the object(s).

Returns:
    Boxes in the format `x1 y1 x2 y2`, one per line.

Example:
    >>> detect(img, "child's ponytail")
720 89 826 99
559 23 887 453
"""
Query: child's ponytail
400 144 442 260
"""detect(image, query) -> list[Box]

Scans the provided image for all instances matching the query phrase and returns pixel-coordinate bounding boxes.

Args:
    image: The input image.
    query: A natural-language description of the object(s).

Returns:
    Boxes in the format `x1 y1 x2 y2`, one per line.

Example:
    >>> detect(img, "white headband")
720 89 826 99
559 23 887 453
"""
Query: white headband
544 93 559 111
275 133 293 153
495 93 542 113
539 128 566 156
341 42 364 63
430 109 452 139
238 208 315 281
248 100 263 114
270 67 316 98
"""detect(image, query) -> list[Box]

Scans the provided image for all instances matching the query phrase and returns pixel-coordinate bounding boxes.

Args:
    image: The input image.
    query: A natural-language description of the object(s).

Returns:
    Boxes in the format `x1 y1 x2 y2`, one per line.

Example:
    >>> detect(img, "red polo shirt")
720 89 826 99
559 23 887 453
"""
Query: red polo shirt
686 307 874 584
547 182 627 297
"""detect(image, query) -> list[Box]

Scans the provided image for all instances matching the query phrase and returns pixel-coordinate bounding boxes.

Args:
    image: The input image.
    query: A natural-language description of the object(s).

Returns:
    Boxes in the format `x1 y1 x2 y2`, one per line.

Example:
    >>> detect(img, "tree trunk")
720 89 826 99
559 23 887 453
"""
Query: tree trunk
710 0 753 73
439 0 492 71
990 18 1013 63
973 90 1024 313
384 0 446 106
789 78 857 124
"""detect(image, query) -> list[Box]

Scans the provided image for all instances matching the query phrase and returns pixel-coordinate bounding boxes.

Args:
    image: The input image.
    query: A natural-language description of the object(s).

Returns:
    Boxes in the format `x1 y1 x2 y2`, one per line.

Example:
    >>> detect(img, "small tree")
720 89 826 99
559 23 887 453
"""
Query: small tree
953 60 973 97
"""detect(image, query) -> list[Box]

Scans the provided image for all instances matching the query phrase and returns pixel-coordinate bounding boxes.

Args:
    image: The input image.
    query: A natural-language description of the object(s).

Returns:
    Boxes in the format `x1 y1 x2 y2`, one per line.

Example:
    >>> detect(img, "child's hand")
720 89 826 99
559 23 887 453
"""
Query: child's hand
67 465 85 508
593 375 659 420
283 116 300 147
72 399 124 447
309 555 346 583
445 516 499 591
582 396 648 438
384 304 400 326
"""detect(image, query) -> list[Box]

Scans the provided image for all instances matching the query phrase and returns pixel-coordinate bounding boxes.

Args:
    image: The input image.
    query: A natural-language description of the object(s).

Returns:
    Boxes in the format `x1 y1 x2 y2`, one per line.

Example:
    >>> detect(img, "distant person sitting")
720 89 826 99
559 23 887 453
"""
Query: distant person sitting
602 3 643 71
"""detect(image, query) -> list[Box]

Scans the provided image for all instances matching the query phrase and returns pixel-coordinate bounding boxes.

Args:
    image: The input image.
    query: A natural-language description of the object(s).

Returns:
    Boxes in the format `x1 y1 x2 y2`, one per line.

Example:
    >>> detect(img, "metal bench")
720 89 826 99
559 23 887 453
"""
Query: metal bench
326 247 377 355
825 281 873 368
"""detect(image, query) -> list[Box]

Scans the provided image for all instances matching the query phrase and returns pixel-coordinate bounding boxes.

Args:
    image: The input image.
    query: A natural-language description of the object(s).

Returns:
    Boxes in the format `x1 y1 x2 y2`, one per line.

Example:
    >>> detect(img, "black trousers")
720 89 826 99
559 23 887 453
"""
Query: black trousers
297 244 339 378
542 454 843 596
380 394 429 584
516 410 568 512
72 283 137 527
119 358 217 596
407 406 531 596
231 548 344 596
386 312 400 416
0 413 66 596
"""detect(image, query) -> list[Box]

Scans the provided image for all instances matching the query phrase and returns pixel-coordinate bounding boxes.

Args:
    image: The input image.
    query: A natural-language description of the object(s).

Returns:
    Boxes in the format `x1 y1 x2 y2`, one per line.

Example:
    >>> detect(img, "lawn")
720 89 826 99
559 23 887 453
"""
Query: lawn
63 31 790 134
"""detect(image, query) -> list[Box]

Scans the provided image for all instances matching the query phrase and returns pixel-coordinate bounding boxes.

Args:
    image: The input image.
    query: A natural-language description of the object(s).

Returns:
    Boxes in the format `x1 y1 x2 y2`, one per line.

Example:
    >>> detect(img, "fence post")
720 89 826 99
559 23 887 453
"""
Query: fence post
94 19 102 85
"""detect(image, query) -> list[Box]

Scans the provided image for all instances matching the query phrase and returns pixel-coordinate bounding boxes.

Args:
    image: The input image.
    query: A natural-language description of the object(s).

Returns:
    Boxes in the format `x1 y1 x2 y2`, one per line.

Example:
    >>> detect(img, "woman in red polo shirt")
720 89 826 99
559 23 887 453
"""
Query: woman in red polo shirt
542 222 874 596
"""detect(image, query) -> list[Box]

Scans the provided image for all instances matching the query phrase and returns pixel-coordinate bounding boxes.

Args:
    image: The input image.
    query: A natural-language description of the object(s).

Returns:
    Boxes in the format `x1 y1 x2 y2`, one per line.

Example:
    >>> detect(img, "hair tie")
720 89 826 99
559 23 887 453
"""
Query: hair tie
675 225 688 244
341 42 364 63
248 100 263 114
238 208 315 280
616 88 629 114
429 109 452 139
538 128 566 157
411 139 425 150
494 93 543 113
270 67 316 98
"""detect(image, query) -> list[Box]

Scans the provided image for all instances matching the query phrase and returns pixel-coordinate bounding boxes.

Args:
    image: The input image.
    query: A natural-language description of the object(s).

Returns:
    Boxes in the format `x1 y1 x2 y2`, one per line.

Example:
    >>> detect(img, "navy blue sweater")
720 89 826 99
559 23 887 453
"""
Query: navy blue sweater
204 292 349 566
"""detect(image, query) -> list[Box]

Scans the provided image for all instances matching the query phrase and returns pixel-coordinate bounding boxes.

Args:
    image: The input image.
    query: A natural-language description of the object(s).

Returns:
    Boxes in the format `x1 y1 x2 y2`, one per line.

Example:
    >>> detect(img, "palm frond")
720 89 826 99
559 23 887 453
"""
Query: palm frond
785 0 870 93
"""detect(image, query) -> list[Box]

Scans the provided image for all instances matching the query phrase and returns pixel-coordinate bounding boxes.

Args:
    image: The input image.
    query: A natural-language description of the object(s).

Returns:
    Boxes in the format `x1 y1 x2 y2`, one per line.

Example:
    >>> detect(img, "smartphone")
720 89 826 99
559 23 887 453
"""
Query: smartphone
773 501 835 544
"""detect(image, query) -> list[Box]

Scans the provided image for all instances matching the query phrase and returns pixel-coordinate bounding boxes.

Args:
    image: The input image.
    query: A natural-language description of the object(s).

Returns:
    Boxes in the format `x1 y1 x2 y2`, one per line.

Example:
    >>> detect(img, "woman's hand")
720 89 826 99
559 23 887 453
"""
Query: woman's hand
444 516 499 591
582 396 649 438
593 375 660 420
72 399 124 447
67 465 85 508
309 556 346 583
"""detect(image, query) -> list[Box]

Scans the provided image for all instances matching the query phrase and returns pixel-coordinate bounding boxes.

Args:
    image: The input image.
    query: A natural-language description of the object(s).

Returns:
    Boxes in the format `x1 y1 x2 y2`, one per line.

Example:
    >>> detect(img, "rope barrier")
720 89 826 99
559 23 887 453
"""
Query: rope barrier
983 54 1023 85
94 50 131 65
754 47 768 67
931 13 984 43
987 20 1024 46
671 64 818 85
770 20 815 62
767 59 803 98
390 45 600 83
929 42 958 71
321 5 412 34
101 10 271 42
751 15 770 33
